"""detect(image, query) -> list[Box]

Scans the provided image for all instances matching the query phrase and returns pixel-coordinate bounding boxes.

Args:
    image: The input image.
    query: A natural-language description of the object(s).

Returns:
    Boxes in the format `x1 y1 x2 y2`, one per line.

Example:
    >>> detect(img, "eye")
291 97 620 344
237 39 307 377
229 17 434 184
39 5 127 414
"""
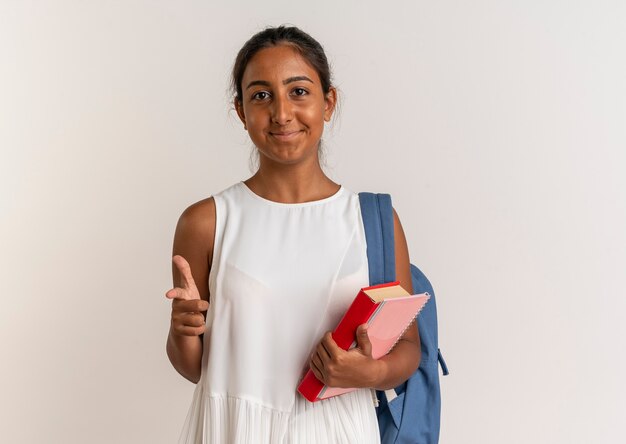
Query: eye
292 87 308 97
251 91 270 101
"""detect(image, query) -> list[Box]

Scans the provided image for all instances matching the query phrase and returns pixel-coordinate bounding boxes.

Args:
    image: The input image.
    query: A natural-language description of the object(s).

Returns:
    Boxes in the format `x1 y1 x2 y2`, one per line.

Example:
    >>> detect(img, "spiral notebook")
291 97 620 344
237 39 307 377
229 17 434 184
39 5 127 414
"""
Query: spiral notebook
297 281 430 402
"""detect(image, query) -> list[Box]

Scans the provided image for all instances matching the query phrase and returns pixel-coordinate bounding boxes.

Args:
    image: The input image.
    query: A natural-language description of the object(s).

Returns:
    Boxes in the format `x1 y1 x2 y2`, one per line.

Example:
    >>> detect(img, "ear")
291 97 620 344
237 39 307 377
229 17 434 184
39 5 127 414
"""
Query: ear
235 98 247 129
323 87 337 122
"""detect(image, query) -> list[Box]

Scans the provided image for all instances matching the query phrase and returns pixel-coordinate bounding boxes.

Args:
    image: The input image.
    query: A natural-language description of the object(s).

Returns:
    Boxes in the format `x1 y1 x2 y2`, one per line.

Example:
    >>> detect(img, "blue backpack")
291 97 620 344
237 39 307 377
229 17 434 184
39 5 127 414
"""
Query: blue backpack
359 193 449 444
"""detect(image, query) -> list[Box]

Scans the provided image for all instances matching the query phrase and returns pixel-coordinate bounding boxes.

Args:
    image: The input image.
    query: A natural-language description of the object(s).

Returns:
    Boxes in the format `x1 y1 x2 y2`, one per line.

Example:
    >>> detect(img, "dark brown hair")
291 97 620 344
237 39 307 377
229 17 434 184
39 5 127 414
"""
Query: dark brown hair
231 26 333 103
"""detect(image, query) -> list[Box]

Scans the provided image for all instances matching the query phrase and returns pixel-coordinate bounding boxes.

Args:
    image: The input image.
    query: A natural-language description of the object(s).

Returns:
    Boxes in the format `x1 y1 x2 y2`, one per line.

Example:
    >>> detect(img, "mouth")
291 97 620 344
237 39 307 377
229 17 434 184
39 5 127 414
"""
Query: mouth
269 130 303 141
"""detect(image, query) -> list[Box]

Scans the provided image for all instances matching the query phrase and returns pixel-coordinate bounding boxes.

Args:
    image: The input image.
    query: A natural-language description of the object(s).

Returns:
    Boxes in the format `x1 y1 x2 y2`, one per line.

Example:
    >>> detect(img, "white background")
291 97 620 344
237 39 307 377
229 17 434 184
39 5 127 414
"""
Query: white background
1 1 625 443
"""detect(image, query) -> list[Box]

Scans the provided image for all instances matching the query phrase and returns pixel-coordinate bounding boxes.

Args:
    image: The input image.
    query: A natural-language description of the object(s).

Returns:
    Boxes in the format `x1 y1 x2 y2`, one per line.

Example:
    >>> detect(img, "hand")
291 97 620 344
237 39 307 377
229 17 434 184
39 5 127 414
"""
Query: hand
165 255 209 337
309 324 384 389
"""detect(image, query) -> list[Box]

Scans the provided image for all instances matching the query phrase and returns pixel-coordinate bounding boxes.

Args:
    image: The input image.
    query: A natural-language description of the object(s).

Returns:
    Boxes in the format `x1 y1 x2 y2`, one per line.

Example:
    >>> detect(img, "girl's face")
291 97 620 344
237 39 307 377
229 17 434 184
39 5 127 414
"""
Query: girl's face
236 44 336 166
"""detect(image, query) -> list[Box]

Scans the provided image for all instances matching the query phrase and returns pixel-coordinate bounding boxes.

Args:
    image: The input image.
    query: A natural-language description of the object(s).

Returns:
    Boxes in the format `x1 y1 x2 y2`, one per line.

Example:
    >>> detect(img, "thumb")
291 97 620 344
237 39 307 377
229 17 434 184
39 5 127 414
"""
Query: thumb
356 324 372 356
172 255 199 297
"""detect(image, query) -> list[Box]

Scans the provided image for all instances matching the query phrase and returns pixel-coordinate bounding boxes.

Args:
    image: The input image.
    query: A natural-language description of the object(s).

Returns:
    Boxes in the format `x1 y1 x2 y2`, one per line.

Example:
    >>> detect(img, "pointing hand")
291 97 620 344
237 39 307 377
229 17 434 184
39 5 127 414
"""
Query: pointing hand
166 255 208 336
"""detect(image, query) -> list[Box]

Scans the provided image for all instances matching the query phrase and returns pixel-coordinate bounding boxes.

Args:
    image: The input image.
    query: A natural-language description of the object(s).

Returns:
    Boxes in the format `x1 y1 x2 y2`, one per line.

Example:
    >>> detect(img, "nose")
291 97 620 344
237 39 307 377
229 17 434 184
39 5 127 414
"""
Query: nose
270 94 293 125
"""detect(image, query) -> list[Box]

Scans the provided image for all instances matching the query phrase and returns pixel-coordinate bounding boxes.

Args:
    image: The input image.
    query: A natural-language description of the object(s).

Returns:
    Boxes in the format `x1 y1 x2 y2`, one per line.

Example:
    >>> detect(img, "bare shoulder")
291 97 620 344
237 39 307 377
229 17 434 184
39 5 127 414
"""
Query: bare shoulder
176 197 216 240
175 197 216 259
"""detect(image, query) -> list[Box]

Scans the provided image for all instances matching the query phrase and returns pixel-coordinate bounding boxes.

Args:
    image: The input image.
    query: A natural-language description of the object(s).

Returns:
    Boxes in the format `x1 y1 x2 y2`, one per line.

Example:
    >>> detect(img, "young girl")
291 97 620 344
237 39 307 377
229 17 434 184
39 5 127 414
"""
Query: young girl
165 26 420 444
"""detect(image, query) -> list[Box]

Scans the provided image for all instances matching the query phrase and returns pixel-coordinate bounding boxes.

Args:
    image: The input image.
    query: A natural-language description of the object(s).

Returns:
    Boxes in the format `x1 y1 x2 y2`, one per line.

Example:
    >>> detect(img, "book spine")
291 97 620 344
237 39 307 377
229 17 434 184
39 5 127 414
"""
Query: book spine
331 290 379 350
298 371 324 402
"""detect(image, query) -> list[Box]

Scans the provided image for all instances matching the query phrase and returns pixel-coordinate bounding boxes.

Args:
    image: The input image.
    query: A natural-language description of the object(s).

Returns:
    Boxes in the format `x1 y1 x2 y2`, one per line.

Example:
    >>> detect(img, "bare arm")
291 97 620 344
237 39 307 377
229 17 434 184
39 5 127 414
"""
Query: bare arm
370 208 421 390
165 198 215 384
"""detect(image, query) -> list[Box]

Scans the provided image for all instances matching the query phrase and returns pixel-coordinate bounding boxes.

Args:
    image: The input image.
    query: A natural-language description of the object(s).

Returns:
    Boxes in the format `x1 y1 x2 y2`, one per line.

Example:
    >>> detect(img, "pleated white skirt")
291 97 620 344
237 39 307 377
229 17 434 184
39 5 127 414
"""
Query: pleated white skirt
178 384 380 444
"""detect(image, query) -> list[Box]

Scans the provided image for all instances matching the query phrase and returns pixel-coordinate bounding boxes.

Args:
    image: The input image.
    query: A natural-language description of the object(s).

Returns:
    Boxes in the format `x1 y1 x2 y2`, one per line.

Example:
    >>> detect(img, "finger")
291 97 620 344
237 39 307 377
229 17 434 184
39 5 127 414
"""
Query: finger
172 255 199 294
322 331 342 358
311 351 326 374
172 299 209 313
310 359 325 383
316 342 332 365
355 324 372 356
177 312 205 328
173 324 206 336
165 287 190 301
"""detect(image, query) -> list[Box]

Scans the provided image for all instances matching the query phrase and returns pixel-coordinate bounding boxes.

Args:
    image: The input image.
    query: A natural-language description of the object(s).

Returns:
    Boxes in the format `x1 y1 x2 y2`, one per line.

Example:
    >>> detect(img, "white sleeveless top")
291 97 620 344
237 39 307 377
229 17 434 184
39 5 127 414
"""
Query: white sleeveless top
178 182 381 444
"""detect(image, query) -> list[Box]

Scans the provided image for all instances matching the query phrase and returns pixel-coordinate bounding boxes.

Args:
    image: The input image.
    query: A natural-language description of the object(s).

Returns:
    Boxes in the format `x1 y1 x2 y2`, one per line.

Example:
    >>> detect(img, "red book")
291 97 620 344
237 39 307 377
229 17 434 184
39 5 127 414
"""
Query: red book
297 281 430 402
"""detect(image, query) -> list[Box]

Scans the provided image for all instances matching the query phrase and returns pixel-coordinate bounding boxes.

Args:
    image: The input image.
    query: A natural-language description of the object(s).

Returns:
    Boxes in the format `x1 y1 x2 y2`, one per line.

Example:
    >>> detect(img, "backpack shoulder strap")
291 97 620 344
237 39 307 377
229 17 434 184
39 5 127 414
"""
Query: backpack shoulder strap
358 192 396 286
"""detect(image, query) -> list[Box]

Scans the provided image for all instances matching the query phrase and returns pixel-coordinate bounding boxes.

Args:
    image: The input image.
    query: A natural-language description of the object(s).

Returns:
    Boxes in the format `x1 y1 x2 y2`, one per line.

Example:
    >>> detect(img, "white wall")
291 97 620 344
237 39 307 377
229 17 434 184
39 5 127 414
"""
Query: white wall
1 1 624 443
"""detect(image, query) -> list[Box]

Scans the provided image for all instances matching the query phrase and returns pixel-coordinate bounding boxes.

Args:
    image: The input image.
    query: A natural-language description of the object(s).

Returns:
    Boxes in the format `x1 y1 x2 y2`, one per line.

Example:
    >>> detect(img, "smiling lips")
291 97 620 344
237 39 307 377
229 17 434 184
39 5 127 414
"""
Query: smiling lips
269 130 303 141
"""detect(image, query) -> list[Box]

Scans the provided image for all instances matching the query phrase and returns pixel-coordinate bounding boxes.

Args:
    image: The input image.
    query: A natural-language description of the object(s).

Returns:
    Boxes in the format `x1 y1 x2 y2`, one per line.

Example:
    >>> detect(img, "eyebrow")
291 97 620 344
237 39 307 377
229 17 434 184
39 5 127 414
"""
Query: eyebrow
245 76 314 90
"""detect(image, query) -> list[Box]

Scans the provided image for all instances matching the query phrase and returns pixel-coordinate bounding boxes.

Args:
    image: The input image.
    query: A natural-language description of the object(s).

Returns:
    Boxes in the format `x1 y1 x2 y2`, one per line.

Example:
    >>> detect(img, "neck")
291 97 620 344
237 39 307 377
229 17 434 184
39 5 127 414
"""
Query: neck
244 155 339 204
